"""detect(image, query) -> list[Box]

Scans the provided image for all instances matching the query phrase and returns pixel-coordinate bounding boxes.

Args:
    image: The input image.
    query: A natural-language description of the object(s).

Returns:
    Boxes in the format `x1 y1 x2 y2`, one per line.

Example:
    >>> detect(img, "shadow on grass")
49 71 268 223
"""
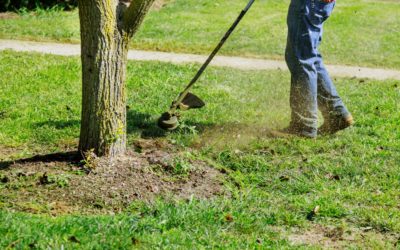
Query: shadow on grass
1 110 222 169
0 115 281 173
127 109 216 139
127 109 166 138
34 120 80 129
0 151 81 170
31 110 217 139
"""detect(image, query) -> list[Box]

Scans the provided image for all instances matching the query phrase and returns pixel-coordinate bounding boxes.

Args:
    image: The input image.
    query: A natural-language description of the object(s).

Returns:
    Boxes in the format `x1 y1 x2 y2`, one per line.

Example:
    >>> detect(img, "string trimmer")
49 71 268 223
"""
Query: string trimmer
157 0 256 130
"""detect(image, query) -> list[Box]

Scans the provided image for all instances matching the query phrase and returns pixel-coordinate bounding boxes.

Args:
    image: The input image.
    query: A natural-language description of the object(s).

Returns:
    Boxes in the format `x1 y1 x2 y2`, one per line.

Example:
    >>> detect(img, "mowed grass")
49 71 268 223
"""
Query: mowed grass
0 0 400 69
1 51 400 249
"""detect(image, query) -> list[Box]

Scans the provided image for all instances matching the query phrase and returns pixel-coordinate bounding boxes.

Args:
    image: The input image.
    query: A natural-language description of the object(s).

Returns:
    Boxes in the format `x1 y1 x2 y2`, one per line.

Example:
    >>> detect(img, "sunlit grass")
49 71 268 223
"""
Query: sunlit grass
0 51 399 248
0 0 399 69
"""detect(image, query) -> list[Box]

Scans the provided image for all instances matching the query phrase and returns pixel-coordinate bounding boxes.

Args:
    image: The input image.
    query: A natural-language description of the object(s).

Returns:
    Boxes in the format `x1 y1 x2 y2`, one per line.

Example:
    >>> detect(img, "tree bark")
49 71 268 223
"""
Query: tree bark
78 0 154 157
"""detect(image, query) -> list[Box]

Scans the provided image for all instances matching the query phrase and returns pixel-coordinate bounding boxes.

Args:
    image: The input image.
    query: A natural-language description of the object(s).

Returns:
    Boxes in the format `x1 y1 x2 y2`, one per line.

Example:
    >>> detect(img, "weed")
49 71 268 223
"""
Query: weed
80 149 98 172
171 156 193 176
48 174 70 188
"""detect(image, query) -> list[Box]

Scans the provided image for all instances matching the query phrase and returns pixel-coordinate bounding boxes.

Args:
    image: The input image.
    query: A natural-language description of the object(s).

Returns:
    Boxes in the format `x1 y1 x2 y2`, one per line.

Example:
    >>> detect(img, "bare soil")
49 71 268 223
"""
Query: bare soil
0 13 19 19
287 224 399 249
0 139 227 215
152 0 173 10
0 145 20 160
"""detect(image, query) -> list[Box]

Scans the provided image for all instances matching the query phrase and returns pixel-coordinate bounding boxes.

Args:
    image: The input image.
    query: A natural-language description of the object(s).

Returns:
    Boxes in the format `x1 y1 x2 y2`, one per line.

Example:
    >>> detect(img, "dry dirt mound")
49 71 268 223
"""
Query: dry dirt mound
0 140 227 215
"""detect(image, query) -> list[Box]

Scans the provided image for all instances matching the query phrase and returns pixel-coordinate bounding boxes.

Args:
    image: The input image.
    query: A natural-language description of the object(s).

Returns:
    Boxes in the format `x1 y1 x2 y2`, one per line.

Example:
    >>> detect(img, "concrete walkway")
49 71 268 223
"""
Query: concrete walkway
1 39 399 81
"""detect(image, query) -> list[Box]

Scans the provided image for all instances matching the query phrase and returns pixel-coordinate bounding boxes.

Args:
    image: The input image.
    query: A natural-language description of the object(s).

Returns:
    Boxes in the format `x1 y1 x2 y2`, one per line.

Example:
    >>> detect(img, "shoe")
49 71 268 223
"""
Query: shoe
271 124 317 139
319 114 354 135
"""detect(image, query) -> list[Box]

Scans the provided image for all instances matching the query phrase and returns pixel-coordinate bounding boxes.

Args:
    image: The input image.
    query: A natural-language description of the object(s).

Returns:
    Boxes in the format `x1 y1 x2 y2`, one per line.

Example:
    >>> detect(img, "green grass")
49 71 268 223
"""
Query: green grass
0 0 399 69
1 201 291 249
1 51 400 248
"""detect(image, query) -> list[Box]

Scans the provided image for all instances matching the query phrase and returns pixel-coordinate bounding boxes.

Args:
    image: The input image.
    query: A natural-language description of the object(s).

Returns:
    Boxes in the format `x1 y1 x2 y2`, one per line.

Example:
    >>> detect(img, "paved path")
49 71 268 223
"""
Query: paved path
1 39 399 81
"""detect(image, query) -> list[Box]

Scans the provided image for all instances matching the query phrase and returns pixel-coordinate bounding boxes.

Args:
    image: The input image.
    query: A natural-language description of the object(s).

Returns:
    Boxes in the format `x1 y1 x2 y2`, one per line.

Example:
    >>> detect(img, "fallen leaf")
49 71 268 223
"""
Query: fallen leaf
225 214 234 222
306 205 320 221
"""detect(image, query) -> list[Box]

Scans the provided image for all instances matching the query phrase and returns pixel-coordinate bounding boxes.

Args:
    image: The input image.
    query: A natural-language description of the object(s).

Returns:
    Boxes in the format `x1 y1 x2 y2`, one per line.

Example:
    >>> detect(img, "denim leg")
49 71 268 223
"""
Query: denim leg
285 0 339 137
315 57 350 120
285 0 319 137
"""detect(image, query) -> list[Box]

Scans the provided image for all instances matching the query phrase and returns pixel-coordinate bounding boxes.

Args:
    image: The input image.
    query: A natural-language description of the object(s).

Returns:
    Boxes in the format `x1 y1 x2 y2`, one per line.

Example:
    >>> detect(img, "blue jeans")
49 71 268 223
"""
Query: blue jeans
285 0 349 137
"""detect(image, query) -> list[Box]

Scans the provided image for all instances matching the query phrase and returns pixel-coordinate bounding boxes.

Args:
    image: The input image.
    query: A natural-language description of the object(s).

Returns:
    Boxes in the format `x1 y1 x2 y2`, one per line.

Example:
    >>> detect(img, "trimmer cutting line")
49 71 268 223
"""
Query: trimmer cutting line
158 0 256 130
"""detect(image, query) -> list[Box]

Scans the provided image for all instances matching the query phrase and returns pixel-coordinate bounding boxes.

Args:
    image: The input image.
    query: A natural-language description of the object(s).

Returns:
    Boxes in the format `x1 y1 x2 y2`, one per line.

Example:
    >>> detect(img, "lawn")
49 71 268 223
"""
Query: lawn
1 51 399 248
0 0 399 69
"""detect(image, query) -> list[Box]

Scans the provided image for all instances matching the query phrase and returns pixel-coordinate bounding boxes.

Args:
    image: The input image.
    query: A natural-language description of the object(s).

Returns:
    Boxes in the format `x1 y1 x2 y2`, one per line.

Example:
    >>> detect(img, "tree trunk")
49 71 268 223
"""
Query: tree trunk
77 0 154 157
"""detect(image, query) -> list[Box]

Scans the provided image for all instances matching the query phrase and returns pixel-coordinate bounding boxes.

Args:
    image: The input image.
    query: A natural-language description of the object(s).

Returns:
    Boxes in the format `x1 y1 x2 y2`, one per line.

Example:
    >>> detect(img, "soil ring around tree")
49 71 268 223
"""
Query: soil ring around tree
0 139 229 215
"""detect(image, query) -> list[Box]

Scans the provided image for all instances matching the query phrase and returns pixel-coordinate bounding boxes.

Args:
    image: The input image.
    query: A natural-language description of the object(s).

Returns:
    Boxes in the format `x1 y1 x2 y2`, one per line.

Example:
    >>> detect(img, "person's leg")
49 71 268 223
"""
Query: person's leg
317 64 354 134
285 0 326 138
316 58 350 119
312 3 353 134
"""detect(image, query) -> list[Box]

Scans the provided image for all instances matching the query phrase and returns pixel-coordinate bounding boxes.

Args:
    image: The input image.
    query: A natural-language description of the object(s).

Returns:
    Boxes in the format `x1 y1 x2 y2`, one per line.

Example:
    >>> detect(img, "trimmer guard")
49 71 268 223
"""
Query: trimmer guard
177 92 206 110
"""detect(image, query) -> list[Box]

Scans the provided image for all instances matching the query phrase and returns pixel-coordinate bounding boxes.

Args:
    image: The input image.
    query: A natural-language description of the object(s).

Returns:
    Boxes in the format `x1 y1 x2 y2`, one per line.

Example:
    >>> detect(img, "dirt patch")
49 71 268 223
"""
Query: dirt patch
152 0 173 10
0 145 22 161
0 140 227 215
0 12 19 19
288 225 346 248
288 224 399 249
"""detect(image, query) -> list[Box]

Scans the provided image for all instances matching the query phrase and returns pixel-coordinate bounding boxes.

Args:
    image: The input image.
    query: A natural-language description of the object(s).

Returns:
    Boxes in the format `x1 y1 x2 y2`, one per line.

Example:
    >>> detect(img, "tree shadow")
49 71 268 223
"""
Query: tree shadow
0 151 81 171
126 109 217 139
0 112 216 170
0 110 281 170
127 109 167 138
31 110 216 139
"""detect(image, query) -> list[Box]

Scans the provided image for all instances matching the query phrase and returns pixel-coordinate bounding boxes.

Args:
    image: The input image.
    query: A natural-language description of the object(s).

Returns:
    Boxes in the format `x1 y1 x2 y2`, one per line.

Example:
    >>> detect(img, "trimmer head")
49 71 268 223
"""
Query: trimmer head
158 92 205 131
156 0 255 131
157 112 179 131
